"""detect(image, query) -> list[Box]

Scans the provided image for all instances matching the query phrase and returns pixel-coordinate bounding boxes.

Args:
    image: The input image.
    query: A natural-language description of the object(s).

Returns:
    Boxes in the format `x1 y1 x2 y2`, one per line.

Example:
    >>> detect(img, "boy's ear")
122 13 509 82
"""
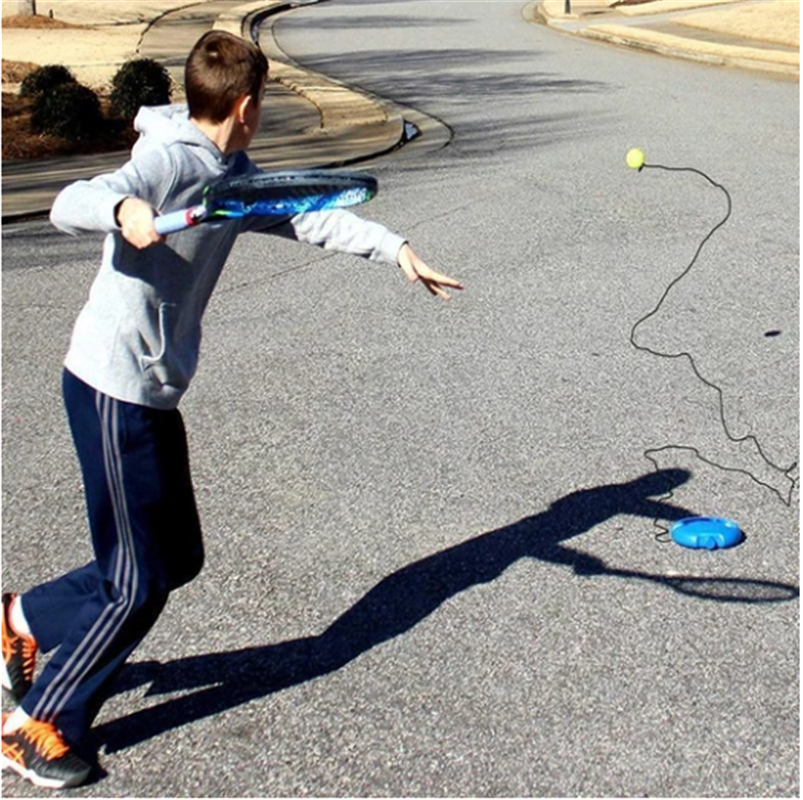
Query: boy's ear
235 93 253 123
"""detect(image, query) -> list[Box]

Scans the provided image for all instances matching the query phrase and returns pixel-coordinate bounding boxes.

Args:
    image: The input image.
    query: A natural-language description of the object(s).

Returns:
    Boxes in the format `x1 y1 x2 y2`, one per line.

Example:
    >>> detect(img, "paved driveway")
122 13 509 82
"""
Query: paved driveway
2 0 798 795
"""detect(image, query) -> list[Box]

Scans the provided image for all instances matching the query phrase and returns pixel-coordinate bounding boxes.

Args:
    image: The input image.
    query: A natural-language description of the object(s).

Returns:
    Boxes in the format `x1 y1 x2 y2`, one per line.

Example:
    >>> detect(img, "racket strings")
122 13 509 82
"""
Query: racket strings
208 179 376 218
155 170 378 235
631 163 797 539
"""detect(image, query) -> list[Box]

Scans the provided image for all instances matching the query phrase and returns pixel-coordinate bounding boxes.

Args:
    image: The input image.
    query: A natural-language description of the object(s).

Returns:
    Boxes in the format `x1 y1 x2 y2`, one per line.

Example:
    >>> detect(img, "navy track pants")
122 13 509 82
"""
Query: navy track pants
19 369 204 742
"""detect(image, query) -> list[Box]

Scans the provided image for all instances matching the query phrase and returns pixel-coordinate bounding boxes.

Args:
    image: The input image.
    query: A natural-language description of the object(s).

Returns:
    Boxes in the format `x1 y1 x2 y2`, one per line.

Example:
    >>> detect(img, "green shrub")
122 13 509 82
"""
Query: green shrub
19 64 76 99
110 58 172 120
31 82 103 141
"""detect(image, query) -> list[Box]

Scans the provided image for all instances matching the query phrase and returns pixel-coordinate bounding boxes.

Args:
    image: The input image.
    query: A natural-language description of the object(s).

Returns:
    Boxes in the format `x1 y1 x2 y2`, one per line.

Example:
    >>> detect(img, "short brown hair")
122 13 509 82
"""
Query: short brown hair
185 30 268 123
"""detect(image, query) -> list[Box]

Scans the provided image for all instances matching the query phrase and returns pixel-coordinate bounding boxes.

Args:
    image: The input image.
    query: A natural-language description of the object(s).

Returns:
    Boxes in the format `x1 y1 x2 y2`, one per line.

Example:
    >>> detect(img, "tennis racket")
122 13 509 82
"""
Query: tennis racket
154 169 378 235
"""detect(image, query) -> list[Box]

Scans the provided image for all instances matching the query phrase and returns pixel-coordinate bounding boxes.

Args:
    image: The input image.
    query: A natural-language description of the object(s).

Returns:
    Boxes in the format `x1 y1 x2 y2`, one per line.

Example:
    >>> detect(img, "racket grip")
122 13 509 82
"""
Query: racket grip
154 208 200 235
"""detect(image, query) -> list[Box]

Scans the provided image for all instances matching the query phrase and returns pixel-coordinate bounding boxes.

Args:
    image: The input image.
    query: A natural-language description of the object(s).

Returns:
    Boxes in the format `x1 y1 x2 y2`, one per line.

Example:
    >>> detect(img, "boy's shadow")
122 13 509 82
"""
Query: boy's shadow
94 468 797 754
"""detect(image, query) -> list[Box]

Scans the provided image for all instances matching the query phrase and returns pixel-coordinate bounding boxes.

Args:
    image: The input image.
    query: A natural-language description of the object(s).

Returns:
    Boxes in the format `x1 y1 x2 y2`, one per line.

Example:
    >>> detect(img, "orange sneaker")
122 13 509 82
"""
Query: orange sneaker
1 593 37 703
1 714 91 789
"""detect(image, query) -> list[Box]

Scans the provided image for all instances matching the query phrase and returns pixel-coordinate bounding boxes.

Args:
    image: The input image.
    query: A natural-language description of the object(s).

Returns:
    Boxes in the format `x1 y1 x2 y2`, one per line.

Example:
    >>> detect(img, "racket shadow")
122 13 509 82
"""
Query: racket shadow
95 467 797 754
620 571 797 603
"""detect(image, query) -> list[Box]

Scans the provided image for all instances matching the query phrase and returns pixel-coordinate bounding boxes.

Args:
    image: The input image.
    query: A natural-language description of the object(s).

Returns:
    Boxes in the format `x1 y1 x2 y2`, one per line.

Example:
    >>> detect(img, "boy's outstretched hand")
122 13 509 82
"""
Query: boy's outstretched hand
398 243 463 300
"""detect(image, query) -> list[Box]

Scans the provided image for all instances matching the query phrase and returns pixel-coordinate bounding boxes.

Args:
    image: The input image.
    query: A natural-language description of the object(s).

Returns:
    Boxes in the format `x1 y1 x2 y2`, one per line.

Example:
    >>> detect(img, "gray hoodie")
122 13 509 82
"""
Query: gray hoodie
51 105 406 410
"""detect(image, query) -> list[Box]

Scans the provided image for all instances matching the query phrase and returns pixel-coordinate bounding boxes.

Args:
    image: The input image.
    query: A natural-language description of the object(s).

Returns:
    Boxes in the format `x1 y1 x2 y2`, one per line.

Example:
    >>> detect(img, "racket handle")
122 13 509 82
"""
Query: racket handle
154 207 203 235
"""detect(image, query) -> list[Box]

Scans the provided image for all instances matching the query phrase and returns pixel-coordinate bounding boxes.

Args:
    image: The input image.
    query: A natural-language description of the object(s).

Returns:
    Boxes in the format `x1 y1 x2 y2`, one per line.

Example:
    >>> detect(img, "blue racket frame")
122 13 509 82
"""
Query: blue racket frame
154 169 378 235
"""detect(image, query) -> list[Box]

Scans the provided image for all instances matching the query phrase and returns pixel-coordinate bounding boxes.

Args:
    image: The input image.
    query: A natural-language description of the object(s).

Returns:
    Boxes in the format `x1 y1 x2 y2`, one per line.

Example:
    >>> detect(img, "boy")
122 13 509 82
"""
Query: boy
1 30 462 790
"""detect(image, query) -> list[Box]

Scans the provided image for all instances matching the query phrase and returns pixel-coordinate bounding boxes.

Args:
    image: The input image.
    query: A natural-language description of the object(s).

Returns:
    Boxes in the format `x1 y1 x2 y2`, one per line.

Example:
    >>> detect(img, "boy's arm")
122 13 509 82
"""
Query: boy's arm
262 209 463 299
50 148 169 247
50 177 134 235
52 186 162 250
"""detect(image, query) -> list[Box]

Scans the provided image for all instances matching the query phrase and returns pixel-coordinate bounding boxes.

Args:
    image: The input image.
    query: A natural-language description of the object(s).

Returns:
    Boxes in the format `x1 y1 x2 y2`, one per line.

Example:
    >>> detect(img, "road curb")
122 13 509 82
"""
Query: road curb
580 24 799 78
212 1 405 155
244 2 406 160
529 0 799 79
1 0 443 224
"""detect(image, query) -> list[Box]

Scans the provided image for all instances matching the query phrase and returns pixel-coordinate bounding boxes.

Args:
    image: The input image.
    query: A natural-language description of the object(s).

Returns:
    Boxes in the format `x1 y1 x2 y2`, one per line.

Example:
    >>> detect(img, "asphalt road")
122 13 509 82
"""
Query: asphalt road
2 0 799 796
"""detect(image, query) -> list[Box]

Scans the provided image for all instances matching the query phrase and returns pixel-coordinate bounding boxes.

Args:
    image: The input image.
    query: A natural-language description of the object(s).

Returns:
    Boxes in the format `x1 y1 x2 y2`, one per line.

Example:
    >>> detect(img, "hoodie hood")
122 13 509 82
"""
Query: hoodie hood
132 104 229 168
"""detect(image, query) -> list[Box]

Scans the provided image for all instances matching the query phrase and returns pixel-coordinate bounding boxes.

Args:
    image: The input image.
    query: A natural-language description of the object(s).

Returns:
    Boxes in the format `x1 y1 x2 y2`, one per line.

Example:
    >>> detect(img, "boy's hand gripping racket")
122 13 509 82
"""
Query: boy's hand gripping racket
154 169 378 235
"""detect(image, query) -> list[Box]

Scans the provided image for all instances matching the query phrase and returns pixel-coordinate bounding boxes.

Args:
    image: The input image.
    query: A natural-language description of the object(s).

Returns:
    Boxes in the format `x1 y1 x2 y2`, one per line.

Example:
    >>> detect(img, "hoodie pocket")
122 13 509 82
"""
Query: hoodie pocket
139 303 196 392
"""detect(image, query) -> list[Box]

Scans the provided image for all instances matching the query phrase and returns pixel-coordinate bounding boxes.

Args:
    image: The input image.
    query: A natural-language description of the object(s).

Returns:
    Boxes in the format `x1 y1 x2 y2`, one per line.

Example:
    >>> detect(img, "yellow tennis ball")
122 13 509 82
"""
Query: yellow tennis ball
626 148 645 170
